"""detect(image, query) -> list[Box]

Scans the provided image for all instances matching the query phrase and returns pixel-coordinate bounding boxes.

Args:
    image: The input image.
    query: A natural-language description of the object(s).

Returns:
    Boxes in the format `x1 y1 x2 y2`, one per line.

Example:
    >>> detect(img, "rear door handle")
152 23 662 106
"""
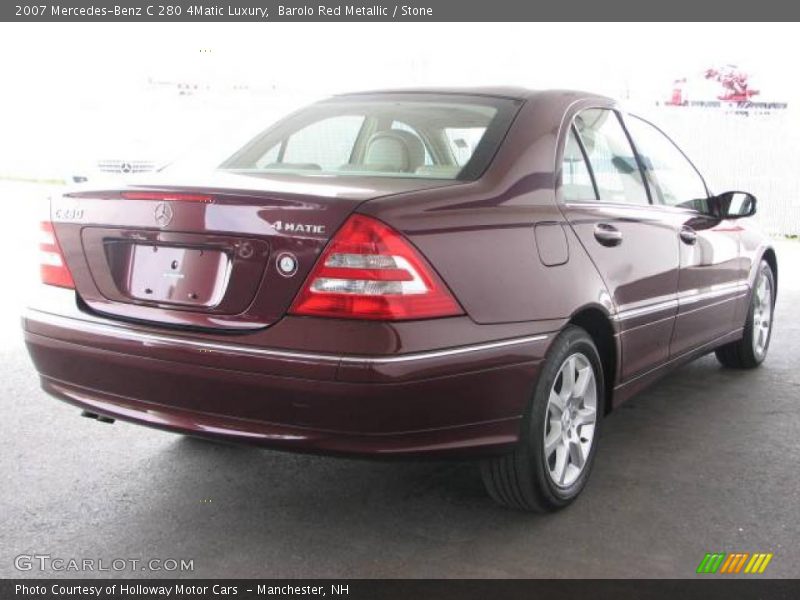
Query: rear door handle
680 226 697 245
594 223 622 247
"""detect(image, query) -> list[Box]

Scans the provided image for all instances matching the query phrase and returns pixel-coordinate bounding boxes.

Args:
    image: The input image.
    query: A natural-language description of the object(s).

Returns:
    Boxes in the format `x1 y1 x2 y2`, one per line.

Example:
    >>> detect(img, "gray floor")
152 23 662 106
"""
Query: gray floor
1 222 798 578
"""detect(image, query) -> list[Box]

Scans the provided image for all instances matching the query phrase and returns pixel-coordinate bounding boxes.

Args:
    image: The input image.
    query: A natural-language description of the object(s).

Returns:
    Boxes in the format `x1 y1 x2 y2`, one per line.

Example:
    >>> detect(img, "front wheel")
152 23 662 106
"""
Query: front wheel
481 326 603 511
716 260 775 369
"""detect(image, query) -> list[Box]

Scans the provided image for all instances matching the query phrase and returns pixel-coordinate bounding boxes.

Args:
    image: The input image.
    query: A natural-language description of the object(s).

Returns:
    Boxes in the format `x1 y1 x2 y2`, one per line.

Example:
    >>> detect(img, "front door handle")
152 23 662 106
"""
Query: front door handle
594 223 622 247
680 226 697 245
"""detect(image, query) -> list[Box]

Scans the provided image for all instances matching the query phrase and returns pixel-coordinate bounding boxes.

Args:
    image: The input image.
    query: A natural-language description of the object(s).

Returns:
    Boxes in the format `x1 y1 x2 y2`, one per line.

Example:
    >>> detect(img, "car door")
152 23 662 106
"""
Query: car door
624 115 743 356
559 108 680 381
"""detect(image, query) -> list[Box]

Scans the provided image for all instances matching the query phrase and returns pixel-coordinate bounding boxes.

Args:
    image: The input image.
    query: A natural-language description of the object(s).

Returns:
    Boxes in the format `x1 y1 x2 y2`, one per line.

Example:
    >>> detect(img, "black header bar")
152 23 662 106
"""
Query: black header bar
4 0 800 21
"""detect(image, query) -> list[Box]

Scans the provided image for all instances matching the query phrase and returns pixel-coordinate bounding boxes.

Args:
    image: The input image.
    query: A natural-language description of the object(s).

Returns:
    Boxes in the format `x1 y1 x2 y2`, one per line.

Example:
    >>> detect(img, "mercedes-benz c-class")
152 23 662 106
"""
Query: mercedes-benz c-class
24 88 777 510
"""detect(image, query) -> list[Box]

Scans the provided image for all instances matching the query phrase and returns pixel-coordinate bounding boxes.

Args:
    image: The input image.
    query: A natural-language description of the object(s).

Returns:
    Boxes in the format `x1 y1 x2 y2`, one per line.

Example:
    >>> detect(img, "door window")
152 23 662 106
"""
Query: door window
573 109 649 205
561 127 597 202
625 115 708 211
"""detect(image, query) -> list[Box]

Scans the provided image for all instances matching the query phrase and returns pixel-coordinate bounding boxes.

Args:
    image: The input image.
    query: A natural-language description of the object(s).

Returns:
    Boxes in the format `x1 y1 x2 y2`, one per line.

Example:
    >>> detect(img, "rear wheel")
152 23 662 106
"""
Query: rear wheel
481 326 603 511
715 260 775 369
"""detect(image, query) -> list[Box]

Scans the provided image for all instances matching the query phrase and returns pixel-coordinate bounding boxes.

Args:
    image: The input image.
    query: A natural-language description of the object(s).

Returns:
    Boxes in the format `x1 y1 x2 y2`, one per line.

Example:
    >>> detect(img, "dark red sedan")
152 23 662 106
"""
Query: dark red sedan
24 88 777 511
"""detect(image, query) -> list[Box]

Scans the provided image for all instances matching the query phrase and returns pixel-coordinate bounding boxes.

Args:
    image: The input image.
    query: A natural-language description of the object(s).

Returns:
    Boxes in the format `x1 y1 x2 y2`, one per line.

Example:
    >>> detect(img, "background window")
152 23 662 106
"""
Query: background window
574 109 649 205
444 127 487 166
254 143 280 169
561 128 597 202
625 116 708 209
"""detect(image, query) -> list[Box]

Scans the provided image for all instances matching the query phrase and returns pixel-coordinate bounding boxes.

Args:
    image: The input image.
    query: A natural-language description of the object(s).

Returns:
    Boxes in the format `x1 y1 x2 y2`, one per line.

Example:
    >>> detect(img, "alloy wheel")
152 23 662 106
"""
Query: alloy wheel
543 353 598 488
752 269 773 358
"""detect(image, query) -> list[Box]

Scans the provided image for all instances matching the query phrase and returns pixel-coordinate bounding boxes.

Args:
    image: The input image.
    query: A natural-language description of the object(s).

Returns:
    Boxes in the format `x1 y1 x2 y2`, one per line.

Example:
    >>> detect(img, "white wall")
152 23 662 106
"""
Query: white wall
633 106 800 236
1 22 798 234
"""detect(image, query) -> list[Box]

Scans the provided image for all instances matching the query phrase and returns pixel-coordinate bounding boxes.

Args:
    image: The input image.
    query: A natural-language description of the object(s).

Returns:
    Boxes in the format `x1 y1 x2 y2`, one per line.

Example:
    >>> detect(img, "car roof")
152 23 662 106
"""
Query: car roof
335 87 614 103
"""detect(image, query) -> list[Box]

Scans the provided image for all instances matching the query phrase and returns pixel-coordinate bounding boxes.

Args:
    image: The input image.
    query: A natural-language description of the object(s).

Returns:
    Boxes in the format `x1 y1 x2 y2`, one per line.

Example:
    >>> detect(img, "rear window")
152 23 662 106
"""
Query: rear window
220 93 521 180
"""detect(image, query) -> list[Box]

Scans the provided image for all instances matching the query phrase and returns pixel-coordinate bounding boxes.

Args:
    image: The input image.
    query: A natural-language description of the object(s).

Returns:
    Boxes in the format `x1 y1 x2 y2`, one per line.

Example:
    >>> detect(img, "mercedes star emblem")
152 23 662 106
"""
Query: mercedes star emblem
154 202 174 228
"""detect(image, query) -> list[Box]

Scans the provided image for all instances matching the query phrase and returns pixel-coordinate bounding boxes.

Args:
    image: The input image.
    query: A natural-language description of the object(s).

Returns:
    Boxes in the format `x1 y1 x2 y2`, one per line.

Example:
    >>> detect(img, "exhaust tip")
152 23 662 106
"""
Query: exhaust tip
81 410 115 424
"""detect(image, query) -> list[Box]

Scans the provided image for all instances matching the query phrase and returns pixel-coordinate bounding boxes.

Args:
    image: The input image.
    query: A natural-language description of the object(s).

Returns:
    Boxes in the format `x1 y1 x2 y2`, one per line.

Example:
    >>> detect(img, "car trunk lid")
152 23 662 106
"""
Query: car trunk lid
51 171 460 331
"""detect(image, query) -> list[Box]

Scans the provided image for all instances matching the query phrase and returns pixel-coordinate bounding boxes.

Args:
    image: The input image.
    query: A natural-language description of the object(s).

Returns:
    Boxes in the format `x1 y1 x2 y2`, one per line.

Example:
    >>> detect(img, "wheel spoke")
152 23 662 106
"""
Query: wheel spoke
573 366 592 399
569 439 586 470
553 443 568 485
575 406 596 426
560 357 576 399
548 390 565 415
544 423 562 457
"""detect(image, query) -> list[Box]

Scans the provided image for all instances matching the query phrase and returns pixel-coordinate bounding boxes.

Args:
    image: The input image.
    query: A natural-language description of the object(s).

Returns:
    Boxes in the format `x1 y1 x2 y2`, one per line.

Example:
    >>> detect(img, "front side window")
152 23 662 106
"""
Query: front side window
573 108 649 205
625 115 708 210
222 94 521 180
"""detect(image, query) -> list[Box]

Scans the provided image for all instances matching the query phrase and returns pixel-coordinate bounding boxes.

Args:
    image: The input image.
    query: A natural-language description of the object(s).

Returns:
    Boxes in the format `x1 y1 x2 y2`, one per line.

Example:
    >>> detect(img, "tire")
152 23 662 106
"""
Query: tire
715 260 775 369
481 326 604 512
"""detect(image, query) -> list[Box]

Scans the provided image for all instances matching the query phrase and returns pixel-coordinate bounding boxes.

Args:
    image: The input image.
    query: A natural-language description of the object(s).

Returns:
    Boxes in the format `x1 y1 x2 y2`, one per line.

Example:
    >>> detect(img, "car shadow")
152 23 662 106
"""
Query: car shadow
150 351 768 527
102 307 796 577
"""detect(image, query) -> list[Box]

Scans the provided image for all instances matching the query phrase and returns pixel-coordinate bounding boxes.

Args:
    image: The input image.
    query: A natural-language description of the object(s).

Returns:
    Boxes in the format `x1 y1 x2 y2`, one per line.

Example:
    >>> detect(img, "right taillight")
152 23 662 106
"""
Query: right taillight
289 214 463 320
39 221 74 289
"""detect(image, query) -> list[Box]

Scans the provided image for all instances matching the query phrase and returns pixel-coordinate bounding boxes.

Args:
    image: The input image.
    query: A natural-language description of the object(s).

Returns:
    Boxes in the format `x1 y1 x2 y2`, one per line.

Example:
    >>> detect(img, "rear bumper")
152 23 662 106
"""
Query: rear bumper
23 306 551 457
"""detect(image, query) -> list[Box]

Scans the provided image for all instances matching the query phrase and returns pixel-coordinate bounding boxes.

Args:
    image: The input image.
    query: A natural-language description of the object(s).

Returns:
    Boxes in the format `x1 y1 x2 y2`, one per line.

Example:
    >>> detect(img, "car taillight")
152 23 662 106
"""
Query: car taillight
39 221 74 289
289 214 463 320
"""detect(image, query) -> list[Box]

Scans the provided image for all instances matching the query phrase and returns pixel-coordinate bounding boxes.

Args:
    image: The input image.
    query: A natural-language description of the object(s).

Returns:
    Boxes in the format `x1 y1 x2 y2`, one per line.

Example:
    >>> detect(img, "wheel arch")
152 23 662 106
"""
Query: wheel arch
761 246 778 299
567 305 618 415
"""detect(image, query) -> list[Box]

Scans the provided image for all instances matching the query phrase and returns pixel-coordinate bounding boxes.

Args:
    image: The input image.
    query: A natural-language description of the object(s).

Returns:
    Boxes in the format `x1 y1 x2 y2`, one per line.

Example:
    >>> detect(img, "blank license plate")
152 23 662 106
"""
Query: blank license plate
126 244 230 307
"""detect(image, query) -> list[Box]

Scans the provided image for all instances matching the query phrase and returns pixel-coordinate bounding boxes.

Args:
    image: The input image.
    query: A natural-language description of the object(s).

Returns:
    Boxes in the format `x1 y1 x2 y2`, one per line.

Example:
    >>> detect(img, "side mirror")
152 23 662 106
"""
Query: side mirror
711 191 757 219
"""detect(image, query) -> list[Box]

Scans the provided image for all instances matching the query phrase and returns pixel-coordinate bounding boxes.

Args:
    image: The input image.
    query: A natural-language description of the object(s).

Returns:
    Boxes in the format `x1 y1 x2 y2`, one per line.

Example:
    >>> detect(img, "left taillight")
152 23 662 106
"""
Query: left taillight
39 221 74 289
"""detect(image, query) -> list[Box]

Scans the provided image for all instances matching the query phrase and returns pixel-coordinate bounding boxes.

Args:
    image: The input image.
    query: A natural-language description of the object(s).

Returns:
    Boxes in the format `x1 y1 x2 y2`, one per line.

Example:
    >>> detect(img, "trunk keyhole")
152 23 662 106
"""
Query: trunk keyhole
171 260 179 270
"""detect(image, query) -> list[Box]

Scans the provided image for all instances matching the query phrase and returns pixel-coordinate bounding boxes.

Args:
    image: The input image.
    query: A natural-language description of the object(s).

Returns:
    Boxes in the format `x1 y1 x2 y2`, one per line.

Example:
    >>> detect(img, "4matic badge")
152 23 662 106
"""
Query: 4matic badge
267 220 326 235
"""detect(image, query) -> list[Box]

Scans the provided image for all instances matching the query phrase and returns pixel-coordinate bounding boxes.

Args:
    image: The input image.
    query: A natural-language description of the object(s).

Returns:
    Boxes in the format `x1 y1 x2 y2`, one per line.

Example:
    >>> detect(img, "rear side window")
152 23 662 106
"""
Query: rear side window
625 115 708 209
574 109 649 205
561 127 597 202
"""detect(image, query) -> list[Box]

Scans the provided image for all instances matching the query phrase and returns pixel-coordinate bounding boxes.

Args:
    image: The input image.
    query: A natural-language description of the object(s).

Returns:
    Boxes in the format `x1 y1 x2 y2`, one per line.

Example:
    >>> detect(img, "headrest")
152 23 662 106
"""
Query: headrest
363 129 426 172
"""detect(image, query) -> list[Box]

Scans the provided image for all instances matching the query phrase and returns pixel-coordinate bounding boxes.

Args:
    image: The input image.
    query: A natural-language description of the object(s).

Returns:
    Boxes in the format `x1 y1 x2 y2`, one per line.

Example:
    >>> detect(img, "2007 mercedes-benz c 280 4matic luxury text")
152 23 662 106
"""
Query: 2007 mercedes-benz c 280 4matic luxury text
24 88 777 511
